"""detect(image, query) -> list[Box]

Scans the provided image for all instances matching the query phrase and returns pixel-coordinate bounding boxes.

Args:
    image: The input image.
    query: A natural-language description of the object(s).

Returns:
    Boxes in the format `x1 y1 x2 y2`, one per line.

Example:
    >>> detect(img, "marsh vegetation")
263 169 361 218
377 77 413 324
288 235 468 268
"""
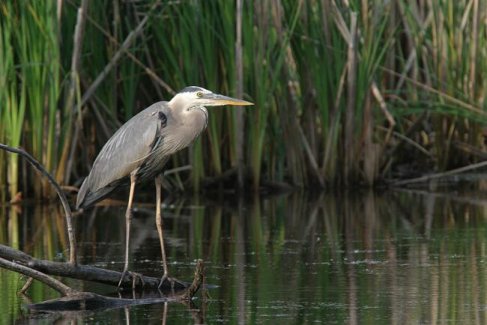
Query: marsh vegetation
1 1 487 322
1 0 486 203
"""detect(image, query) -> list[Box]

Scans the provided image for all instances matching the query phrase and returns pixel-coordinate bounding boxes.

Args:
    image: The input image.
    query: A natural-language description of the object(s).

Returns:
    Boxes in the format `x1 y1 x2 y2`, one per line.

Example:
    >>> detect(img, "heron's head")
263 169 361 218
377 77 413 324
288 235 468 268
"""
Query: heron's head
169 86 253 111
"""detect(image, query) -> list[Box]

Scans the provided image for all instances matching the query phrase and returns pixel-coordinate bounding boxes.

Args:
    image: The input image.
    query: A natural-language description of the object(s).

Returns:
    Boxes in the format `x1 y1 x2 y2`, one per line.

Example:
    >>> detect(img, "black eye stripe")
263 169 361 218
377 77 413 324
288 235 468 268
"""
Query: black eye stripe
180 86 203 93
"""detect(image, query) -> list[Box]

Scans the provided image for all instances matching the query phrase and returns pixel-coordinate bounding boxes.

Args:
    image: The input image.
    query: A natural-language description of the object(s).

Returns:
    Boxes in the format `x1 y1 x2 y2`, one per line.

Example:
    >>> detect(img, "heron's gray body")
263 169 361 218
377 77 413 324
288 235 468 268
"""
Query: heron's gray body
75 86 252 287
76 99 208 209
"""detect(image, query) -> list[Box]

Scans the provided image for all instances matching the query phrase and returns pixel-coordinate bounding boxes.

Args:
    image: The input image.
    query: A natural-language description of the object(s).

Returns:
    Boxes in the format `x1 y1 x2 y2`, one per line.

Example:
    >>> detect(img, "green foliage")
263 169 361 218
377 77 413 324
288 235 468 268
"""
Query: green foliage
0 1 65 199
1 0 487 202
0 2 26 200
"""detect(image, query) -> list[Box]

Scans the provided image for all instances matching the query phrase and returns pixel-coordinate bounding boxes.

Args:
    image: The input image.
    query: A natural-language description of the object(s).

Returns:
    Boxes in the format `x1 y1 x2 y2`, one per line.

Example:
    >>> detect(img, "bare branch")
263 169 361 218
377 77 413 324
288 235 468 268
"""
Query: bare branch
391 160 487 186
0 244 186 290
0 144 77 265
0 257 75 296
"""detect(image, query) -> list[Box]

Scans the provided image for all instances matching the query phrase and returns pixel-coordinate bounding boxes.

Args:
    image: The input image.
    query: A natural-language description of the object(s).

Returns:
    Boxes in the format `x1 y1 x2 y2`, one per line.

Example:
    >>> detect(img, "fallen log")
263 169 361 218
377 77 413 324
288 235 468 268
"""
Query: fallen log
0 245 204 311
28 292 176 311
28 261 205 311
0 244 187 291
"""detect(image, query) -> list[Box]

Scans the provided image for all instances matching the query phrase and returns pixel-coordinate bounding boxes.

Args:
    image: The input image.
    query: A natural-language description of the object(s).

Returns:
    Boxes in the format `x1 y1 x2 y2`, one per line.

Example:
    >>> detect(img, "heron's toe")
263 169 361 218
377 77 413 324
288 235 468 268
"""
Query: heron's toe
117 269 128 289
128 271 145 288
158 273 172 289
117 270 145 289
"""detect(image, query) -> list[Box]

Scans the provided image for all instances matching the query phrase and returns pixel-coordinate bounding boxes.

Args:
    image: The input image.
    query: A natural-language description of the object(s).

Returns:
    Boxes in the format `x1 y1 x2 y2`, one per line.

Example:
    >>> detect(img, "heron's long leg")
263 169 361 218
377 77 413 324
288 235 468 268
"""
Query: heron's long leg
155 174 169 283
118 171 137 288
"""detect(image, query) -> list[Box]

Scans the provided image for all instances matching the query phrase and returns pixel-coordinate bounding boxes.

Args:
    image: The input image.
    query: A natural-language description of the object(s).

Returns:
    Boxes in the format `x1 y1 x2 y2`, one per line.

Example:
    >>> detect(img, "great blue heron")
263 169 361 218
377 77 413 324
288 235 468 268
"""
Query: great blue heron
76 86 253 287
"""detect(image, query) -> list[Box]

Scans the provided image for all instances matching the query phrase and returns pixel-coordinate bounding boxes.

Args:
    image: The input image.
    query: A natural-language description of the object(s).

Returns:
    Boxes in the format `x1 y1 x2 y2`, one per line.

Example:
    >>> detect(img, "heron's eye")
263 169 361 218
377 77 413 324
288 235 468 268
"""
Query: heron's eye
196 92 203 98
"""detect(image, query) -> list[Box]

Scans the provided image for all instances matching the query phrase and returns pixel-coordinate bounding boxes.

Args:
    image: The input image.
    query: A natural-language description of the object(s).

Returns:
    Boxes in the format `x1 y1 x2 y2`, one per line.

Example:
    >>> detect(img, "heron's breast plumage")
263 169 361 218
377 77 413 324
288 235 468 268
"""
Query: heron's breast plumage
137 105 208 180
163 106 208 152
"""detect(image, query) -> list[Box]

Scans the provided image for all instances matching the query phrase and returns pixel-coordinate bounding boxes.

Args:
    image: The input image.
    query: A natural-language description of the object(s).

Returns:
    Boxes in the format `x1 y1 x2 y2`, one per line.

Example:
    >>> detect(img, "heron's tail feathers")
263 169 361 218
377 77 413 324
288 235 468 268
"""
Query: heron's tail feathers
76 178 118 209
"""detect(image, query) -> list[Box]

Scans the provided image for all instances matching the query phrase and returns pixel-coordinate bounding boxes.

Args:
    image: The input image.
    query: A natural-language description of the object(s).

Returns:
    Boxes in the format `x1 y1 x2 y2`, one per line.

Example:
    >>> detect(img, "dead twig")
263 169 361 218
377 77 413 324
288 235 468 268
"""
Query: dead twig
382 67 487 118
0 244 186 291
79 1 174 107
59 0 90 184
235 0 245 190
0 257 76 296
178 260 204 302
391 160 487 186
344 12 358 184
0 245 205 311
19 277 34 295
0 143 77 265
297 124 325 187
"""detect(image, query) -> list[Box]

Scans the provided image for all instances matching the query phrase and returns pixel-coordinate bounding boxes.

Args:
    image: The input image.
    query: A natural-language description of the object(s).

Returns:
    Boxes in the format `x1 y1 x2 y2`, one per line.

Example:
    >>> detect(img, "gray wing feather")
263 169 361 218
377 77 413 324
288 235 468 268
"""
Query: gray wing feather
76 102 167 208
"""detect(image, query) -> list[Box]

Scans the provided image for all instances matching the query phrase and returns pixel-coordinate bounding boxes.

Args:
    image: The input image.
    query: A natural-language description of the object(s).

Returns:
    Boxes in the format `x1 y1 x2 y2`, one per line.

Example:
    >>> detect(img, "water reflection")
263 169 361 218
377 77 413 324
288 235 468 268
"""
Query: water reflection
1 188 487 323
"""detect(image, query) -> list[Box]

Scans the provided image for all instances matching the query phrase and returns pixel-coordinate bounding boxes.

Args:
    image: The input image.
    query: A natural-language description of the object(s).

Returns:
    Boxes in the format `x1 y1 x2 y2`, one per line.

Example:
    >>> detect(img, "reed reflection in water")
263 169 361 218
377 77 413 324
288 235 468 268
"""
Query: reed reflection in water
1 188 487 324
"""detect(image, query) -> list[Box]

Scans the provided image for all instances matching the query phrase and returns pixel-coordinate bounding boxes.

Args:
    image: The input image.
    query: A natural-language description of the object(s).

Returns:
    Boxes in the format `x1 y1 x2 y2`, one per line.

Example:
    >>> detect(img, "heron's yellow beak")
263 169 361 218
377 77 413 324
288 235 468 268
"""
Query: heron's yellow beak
203 93 253 106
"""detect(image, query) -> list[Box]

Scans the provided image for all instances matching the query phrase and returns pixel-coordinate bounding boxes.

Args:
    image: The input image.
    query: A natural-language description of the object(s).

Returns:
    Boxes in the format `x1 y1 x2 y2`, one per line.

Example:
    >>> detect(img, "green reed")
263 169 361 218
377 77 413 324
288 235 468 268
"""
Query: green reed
0 2 26 201
396 0 487 170
1 0 487 203
0 1 67 200
22 1 62 195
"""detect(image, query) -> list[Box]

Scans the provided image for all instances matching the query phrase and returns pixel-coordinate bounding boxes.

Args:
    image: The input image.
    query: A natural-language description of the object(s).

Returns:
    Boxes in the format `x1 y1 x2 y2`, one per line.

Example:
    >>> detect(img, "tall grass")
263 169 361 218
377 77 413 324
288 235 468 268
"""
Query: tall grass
0 2 27 201
0 1 66 200
1 0 487 203
396 0 487 170
19 1 62 195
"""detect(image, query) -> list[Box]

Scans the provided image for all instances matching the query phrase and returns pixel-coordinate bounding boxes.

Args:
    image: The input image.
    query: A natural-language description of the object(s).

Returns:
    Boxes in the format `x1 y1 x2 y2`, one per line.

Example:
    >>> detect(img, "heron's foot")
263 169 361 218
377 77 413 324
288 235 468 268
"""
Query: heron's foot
130 271 145 289
158 273 176 290
118 270 145 289
117 269 128 288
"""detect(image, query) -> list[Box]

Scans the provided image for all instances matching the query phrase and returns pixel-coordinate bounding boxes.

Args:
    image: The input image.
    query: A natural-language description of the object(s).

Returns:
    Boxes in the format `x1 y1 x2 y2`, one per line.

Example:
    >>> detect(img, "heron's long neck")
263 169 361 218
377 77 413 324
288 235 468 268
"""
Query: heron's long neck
188 106 208 133
171 105 208 142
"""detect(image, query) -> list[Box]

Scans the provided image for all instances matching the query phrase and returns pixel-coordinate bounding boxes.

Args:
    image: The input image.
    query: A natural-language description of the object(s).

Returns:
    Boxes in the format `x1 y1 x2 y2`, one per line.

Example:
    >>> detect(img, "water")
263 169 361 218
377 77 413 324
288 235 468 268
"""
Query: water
2 187 487 324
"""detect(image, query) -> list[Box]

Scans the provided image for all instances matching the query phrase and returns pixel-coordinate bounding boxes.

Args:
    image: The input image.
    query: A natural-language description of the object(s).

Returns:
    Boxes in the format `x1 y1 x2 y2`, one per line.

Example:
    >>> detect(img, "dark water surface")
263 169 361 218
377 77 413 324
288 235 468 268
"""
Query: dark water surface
2 187 487 324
